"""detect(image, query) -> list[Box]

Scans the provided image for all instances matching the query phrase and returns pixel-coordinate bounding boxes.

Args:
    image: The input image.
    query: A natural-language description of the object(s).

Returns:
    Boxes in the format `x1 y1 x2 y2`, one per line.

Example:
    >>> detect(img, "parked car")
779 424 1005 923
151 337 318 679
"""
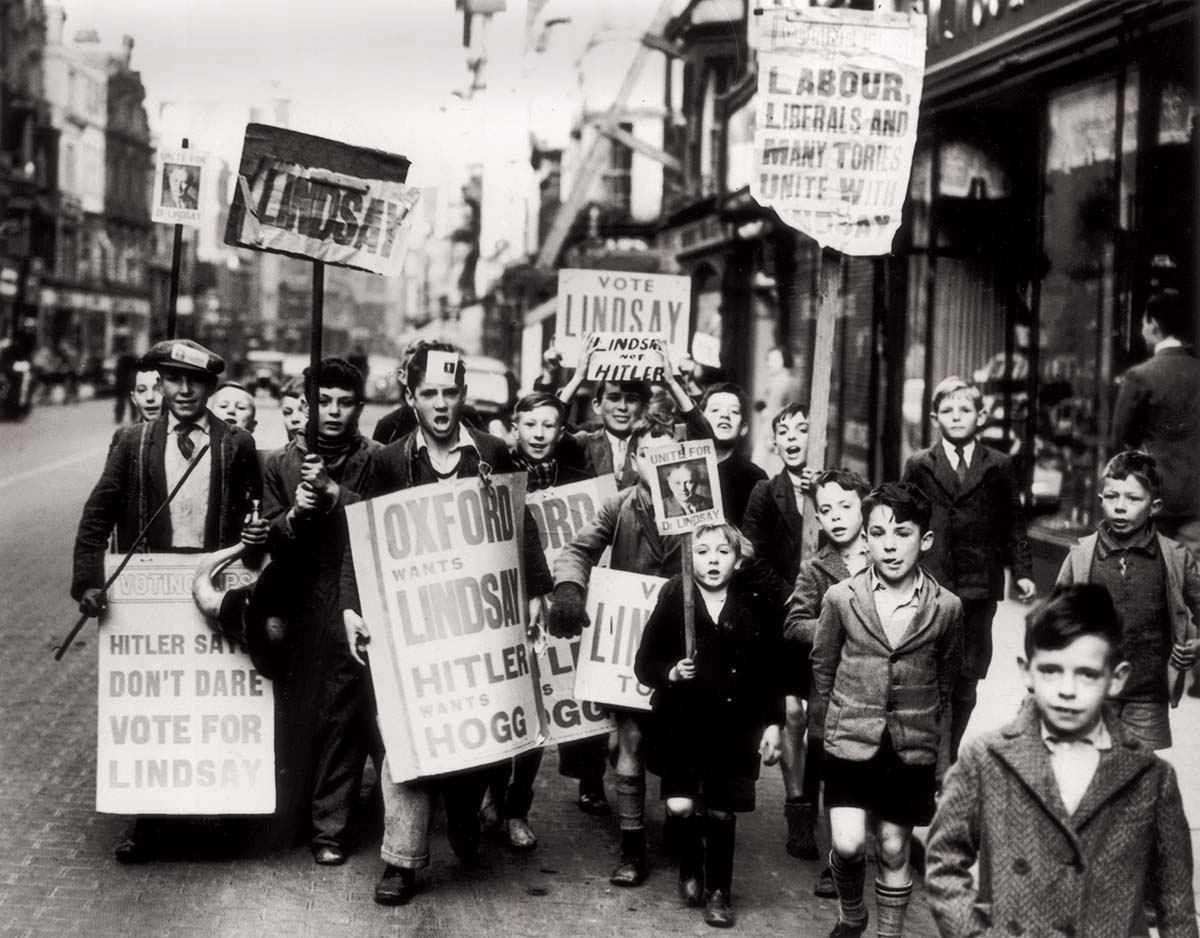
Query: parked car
365 355 402 402
245 350 286 397
464 355 517 420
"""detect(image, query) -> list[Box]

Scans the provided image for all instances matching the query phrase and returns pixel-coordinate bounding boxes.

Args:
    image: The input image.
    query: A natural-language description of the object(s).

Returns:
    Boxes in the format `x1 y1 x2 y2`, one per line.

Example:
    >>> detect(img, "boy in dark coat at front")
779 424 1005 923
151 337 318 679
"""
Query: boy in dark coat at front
926 585 1197 938
901 376 1035 762
635 522 784 928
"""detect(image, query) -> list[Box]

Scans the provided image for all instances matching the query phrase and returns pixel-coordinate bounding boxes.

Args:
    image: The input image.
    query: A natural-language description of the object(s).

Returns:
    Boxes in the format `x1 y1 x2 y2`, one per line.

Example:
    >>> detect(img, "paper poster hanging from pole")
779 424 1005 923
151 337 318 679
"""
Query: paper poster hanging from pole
646 439 725 536
96 555 275 815
752 7 926 256
345 473 544 782
151 148 209 227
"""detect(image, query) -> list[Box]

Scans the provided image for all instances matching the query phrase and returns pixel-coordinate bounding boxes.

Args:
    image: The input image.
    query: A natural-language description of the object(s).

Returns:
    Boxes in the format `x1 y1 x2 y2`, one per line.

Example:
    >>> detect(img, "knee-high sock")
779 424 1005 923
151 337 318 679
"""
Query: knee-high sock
615 774 645 831
829 849 867 926
875 879 912 937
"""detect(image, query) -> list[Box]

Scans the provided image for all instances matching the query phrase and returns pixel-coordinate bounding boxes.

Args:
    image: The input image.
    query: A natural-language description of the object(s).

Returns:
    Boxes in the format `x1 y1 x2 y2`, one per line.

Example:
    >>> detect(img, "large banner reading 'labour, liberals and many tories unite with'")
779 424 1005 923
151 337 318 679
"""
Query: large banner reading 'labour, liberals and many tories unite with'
526 476 618 745
752 7 926 255
225 124 420 276
97 555 275 815
346 473 544 782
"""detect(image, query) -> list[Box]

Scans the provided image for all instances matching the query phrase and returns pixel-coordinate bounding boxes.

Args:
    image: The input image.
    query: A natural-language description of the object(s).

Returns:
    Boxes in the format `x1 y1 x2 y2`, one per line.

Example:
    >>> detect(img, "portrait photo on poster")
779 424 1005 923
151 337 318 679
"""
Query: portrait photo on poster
151 148 208 226
646 439 725 535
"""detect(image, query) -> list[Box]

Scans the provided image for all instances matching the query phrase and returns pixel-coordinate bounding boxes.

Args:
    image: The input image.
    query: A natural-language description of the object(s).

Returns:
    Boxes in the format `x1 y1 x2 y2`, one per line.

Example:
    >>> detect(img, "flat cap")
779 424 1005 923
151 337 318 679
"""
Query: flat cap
141 339 224 377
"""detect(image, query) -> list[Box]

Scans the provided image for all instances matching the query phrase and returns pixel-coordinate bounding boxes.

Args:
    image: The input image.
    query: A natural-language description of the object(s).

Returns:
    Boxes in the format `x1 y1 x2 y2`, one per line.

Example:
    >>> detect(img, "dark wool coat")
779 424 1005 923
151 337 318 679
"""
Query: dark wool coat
783 543 852 737
340 425 553 613
811 567 963 766
1111 346 1200 524
72 412 261 599
716 449 768 529
552 484 683 586
634 572 785 788
926 699 1198 938
901 442 1033 602
742 471 805 608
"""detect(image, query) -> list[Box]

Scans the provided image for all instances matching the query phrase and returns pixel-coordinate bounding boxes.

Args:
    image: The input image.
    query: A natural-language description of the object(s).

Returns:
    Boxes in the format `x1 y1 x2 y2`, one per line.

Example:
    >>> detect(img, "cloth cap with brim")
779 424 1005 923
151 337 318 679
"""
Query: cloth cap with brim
141 339 224 378
216 561 300 680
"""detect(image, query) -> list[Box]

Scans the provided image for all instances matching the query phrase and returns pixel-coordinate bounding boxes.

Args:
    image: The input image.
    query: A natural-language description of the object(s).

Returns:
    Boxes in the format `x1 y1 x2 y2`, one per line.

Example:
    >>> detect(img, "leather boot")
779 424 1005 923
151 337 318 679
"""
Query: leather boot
785 797 819 860
610 828 647 887
374 865 417 906
703 814 736 928
677 814 704 906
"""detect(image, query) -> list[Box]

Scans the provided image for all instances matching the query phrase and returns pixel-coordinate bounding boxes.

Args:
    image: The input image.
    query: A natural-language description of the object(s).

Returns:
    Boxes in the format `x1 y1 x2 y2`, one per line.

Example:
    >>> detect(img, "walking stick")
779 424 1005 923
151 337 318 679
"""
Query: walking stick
52 442 213 660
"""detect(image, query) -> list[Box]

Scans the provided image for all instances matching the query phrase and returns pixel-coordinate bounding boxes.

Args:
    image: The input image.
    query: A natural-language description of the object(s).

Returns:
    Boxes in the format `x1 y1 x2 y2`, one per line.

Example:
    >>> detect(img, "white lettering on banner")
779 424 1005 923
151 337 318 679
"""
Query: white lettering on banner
527 477 619 744
555 269 691 367
346 473 546 782
97 555 275 815
752 7 927 256
573 568 665 712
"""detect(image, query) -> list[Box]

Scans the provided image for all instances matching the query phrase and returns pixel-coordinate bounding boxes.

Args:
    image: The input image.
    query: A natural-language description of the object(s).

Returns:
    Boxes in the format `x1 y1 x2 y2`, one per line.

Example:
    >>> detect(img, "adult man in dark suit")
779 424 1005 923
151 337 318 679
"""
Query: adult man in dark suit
662 461 713 516
71 338 262 860
162 164 198 210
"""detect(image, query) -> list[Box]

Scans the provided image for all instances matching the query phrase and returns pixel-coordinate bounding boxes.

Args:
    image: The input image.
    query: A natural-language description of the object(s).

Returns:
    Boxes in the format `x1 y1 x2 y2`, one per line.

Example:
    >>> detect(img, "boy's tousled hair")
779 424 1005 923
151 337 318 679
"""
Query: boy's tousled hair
699 381 750 417
692 522 754 561
930 376 984 413
514 391 567 424
862 481 933 532
628 415 677 452
280 376 305 400
1144 290 1188 341
594 378 651 404
771 401 809 433
304 357 365 402
1102 450 1162 498
1024 583 1124 667
405 340 466 390
810 467 872 504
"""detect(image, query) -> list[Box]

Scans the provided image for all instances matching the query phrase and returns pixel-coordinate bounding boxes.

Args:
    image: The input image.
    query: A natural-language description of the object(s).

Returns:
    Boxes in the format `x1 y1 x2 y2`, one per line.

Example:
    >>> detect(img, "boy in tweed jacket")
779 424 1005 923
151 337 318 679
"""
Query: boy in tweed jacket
927 585 1197 938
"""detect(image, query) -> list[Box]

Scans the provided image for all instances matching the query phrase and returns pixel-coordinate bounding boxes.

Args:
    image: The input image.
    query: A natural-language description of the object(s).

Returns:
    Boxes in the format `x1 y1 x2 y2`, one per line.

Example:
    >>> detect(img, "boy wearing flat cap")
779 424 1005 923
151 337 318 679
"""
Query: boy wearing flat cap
70 339 263 860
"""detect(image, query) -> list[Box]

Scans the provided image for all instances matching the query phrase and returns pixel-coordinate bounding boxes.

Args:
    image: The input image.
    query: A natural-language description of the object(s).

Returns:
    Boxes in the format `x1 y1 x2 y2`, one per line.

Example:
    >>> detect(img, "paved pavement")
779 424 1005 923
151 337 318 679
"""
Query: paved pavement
0 398 1197 937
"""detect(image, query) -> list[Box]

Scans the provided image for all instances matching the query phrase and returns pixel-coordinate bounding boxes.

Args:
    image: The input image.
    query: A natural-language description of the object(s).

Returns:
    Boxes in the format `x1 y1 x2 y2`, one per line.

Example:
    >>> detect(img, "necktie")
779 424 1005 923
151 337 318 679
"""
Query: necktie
954 444 968 483
176 423 197 460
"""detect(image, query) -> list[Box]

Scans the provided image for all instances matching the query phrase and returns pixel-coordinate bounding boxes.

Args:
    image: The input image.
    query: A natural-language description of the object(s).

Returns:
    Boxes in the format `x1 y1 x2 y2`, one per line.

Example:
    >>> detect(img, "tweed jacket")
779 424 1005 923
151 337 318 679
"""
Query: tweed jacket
553 484 682 587
742 471 806 607
1111 346 1200 523
339 424 552 612
72 411 260 599
901 442 1032 602
926 699 1198 938
1057 530 1200 650
810 567 963 765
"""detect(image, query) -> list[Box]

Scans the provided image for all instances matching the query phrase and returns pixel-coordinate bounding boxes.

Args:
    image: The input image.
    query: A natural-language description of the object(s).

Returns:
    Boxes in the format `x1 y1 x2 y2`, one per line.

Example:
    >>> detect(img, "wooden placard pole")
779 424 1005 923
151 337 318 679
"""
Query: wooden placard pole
306 261 325 450
800 249 841 562
166 137 189 339
681 532 695 657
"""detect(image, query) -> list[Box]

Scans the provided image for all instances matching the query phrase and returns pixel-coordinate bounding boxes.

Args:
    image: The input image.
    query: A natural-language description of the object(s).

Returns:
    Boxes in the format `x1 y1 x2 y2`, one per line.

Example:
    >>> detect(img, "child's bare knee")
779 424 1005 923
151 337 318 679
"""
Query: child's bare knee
618 720 642 754
875 829 910 870
785 696 807 730
666 797 695 817
830 830 867 861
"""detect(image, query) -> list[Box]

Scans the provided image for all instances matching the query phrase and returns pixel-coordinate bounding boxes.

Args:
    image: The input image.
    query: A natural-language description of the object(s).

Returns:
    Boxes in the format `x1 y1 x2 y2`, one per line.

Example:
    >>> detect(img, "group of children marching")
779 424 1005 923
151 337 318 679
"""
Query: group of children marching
115 338 1200 937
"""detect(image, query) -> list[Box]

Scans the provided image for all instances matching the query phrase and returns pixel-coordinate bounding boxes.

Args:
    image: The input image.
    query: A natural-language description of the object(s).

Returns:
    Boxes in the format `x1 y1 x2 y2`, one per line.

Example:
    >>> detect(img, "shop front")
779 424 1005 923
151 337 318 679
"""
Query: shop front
893 0 1196 584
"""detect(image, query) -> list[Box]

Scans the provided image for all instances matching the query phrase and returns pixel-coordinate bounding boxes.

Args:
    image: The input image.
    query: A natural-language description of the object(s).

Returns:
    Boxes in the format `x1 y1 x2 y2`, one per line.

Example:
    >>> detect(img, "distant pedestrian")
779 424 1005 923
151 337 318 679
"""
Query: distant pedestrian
926 585 1198 938
811 483 962 938
112 352 139 423
635 523 785 928
1055 451 1200 748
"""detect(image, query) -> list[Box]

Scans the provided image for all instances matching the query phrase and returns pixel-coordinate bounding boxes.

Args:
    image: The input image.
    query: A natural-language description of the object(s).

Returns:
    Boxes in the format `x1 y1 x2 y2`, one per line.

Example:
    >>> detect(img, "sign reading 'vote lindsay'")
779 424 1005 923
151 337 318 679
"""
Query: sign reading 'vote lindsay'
226 124 420 276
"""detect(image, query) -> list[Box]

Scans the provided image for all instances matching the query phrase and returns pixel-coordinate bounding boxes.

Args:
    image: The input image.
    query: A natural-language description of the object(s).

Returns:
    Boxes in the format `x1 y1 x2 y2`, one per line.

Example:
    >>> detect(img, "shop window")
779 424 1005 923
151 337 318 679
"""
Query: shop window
601 122 633 214
1031 77 1126 536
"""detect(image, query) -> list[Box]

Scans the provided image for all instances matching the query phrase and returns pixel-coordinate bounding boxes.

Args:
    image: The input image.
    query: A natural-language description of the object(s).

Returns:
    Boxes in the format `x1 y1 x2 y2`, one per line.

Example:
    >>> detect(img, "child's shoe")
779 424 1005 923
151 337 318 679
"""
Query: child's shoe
703 814 737 928
506 817 537 850
827 917 868 937
677 815 704 906
814 865 837 898
610 829 647 886
374 865 417 906
785 797 819 860
704 890 735 928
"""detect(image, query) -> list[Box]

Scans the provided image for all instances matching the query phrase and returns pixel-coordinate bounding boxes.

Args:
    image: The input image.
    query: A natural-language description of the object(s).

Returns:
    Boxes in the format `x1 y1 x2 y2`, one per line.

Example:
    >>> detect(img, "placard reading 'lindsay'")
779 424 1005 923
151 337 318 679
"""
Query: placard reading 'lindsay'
573 568 666 712
527 476 618 744
555 269 690 367
584 333 671 383
97 555 275 815
226 123 420 276
346 473 543 782
753 7 926 256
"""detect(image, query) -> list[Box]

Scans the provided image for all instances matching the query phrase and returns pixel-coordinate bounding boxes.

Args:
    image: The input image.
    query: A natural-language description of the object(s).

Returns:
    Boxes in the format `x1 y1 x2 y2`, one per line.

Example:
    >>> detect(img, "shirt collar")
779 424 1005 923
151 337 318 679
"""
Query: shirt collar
869 566 924 605
1041 716 1113 751
941 438 974 465
415 423 476 456
1096 520 1158 558
1155 337 1184 354
168 411 210 435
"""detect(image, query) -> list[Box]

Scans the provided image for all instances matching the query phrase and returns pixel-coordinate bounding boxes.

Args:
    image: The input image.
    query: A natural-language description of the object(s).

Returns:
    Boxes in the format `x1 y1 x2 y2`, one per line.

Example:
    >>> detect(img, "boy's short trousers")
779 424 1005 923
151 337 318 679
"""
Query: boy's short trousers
782 648 812 698
822 730 937 827
660 774 757 814
1112 698 1172 750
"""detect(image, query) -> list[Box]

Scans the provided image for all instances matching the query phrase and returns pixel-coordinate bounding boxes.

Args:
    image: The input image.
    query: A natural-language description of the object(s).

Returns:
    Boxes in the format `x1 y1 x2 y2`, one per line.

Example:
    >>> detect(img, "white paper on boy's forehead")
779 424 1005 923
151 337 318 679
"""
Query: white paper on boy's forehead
425 350 460 387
